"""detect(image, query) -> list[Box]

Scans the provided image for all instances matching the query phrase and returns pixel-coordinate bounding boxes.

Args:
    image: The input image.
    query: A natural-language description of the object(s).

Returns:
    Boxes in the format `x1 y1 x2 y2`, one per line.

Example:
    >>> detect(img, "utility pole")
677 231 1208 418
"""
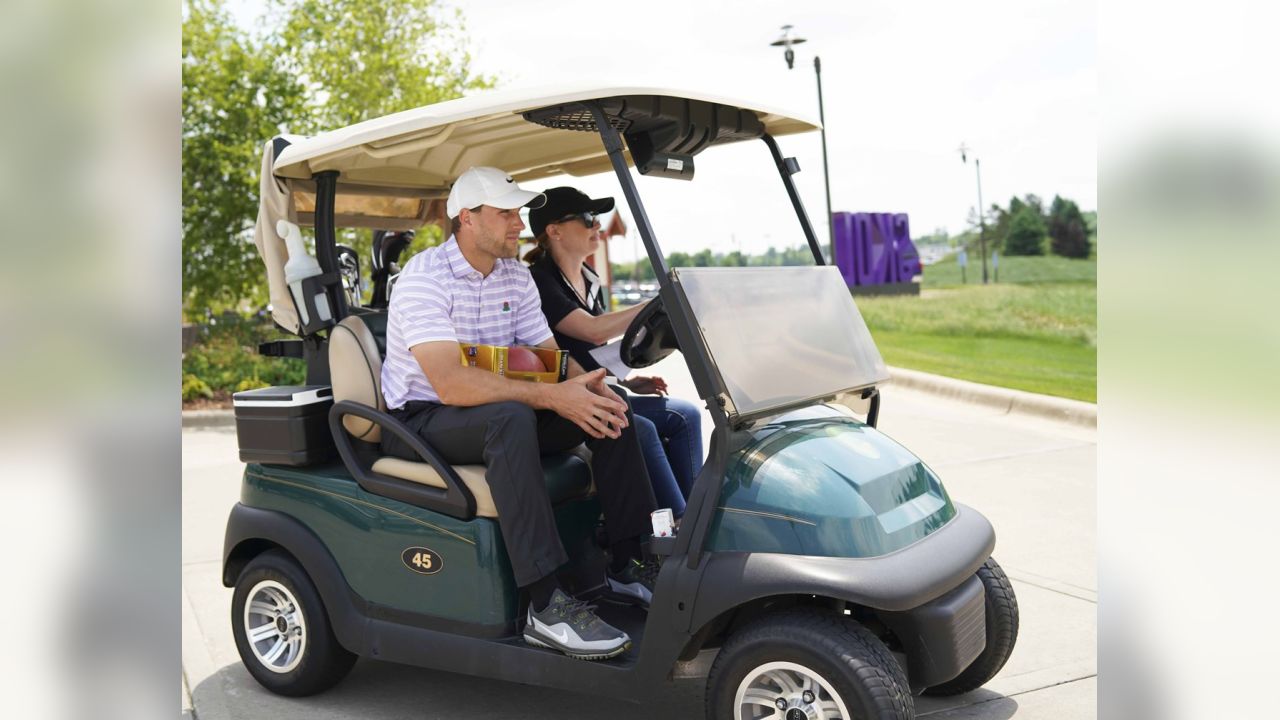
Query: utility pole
773 25 836 264
959 143 989 284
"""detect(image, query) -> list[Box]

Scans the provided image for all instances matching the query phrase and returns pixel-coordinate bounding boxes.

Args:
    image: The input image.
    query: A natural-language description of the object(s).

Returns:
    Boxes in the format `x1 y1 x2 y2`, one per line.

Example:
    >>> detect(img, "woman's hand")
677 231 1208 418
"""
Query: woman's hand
622 375 668 396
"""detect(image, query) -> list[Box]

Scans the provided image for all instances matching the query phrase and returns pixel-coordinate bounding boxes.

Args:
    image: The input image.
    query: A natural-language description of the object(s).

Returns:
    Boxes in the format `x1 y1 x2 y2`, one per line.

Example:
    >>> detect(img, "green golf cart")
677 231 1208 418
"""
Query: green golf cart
224 84 1018 720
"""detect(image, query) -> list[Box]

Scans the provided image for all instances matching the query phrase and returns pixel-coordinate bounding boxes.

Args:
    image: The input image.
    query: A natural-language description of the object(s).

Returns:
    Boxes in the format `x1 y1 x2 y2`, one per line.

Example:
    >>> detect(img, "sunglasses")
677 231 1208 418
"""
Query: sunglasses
552 211 598 228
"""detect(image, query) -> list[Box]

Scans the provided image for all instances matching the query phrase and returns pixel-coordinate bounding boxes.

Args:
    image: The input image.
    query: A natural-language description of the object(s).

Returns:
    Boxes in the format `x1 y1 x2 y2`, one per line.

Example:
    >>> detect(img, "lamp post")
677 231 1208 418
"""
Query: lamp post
958 143 989 284
771 25 835 264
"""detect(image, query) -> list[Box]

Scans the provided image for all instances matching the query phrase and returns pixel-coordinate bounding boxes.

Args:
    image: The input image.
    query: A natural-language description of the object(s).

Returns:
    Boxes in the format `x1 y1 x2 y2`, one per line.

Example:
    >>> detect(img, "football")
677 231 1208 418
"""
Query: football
507 346 547 373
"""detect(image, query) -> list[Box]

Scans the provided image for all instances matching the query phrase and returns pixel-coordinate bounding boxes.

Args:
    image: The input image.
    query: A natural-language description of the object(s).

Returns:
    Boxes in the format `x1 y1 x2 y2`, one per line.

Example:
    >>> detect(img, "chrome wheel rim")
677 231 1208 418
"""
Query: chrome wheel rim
243 580 307 674
734 660 852 720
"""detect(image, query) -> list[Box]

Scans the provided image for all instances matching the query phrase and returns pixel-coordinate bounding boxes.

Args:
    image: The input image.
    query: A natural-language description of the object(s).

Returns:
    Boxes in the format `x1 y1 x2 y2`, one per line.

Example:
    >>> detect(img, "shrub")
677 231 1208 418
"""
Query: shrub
182 373 214 402
182 315 306 402
236 377 270 393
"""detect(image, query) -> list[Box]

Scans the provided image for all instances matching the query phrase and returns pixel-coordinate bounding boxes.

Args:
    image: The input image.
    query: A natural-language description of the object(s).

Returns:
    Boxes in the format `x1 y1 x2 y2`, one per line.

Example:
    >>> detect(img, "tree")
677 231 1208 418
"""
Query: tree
181 0 492 318
780 246 813 265
609 260 654 282
1022 193 1045 218
1047 195 1091 258
986 198 1014 251
1003 206 1047 256
183 0 306 315
273 0 494 130
276 0 495 301
753 246 780 266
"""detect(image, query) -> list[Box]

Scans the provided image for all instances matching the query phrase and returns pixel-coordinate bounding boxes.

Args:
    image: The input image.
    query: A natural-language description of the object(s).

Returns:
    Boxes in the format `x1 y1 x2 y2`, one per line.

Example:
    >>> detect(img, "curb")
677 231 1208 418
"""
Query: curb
887 366 1096 427
182 409 234 428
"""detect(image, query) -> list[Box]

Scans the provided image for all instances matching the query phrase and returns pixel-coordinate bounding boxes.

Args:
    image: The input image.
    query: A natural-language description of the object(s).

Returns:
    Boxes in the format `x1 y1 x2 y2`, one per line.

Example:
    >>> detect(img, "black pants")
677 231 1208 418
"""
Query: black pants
382 394 657 587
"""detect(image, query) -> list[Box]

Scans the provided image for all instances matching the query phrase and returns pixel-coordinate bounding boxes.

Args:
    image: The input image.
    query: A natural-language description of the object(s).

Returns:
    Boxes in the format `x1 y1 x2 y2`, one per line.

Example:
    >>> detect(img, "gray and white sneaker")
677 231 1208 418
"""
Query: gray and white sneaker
603 558 659 607
523 589 631 660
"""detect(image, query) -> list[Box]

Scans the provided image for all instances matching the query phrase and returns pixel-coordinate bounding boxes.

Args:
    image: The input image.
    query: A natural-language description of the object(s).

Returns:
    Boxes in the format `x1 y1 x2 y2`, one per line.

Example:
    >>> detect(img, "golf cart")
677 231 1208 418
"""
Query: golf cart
225 85 1018 720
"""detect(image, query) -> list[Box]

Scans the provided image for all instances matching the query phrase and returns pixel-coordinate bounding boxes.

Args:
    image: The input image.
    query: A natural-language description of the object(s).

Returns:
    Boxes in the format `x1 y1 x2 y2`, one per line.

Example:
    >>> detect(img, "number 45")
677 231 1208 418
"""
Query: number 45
412 552 432 569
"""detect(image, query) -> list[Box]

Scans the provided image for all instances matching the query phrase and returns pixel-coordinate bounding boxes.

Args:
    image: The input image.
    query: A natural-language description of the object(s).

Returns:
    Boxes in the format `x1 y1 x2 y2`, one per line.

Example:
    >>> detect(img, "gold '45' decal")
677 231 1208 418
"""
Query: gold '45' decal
401 547 443 575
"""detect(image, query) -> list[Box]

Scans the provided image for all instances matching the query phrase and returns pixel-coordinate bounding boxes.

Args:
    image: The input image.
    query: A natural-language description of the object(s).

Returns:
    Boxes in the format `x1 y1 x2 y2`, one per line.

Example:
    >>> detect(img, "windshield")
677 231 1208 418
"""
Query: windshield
675 266 889 418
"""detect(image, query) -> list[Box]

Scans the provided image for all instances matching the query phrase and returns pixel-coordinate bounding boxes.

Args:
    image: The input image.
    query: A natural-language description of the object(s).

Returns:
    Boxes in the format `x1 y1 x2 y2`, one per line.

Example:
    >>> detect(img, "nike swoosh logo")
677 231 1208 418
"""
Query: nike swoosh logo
535 617 571 645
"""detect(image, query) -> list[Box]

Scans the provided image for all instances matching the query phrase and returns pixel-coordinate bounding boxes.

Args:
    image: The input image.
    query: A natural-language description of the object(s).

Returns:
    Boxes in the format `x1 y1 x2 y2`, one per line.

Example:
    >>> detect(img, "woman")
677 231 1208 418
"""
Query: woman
525 187 703 519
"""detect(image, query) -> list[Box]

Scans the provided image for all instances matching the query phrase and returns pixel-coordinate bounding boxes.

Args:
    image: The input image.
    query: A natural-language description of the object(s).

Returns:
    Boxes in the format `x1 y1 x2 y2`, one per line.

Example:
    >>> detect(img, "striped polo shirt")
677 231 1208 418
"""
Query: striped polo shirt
381 236 554 409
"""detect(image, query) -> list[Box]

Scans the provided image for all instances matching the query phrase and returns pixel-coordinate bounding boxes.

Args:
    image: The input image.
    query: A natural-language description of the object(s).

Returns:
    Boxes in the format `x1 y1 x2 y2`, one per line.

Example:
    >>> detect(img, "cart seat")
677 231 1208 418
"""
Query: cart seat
329 314 592 519
370 450 591 518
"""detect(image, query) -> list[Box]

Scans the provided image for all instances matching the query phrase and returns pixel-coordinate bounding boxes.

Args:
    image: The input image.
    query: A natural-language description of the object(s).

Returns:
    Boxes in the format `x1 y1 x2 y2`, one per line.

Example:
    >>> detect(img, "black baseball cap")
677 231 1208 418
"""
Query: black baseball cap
528 187 615 238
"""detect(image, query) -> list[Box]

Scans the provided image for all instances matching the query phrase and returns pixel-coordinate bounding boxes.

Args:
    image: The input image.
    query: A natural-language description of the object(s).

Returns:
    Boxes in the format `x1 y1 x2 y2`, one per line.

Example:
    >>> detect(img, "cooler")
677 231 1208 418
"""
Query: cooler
233 385 336 466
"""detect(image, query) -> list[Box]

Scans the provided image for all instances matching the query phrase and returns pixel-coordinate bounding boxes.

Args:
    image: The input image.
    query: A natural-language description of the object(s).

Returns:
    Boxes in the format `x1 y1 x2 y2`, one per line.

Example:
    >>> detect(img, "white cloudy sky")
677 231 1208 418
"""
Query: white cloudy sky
226 0 1096 262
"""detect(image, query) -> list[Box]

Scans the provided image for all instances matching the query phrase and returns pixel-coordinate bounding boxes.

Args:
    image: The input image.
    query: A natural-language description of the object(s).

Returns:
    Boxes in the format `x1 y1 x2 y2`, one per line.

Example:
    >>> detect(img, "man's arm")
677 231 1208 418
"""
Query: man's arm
411 342 628 439
534 336 586 379
413 342 550 407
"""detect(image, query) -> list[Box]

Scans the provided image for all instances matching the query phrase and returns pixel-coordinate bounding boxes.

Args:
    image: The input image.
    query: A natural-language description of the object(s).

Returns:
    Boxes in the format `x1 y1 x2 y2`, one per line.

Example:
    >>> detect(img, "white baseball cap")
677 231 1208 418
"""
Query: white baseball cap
446 166 547 218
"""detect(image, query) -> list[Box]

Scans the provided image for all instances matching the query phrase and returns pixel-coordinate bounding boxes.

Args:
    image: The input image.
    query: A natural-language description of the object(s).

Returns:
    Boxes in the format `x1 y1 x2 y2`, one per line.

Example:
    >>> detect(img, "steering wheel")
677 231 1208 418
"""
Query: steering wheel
619 296 679 368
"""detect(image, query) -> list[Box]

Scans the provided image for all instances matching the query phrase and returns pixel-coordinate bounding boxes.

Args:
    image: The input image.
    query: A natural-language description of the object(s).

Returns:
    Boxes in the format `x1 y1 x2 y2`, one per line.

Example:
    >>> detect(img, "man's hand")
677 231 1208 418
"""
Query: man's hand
622 375 668 396
547 369 630 439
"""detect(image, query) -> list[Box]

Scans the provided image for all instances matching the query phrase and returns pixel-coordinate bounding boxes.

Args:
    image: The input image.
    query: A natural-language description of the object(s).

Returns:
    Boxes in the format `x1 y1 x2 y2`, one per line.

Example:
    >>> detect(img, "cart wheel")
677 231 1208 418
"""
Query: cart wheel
706 607 912 720
924 557 1020 696
231 549 356 696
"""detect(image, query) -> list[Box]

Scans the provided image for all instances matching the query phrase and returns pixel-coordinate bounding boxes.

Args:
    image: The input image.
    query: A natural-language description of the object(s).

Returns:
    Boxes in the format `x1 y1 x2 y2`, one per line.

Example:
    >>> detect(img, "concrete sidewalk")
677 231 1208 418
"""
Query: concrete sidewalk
182 356 1096 719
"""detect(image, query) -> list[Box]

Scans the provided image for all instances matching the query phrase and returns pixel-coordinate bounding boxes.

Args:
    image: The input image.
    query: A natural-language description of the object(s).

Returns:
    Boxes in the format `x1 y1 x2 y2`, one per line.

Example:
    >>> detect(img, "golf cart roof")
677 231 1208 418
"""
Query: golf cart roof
271 83 820 189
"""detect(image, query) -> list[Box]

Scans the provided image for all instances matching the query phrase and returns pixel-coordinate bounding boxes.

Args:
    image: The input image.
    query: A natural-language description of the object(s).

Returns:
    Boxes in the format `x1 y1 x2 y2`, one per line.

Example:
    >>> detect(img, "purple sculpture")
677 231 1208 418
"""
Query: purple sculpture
833 212 922 287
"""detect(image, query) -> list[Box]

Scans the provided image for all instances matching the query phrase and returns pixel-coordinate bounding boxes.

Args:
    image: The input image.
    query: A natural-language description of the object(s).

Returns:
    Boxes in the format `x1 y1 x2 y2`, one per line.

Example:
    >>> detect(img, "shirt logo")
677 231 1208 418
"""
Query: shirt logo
502 301 510 312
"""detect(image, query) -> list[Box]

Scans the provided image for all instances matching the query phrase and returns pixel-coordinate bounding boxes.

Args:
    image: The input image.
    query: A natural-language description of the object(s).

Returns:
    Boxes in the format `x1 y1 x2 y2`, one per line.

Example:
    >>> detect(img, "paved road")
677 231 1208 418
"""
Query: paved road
182 355 1096 719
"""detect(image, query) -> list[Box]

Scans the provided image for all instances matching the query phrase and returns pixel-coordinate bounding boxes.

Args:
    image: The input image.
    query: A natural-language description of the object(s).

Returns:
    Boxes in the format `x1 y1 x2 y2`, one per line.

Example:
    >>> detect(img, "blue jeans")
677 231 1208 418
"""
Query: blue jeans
627 394 703 518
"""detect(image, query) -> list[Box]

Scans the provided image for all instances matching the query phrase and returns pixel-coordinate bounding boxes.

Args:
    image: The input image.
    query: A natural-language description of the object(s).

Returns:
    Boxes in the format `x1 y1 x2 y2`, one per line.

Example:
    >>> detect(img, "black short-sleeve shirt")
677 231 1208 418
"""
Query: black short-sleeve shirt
528 254 608 373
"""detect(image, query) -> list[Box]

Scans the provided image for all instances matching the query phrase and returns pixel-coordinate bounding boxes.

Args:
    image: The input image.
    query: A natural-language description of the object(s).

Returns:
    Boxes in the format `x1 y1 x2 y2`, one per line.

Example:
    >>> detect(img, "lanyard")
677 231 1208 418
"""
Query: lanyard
558 263 603 315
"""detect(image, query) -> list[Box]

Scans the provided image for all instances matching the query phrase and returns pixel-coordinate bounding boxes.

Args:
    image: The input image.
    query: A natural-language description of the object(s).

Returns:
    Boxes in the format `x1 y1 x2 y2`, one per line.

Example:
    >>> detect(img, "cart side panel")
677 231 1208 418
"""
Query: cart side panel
239 463 515 632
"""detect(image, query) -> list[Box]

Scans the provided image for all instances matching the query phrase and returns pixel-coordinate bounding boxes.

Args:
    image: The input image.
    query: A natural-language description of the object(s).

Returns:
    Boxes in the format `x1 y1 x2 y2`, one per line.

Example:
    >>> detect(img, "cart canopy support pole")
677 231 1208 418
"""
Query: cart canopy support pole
313 170 349 320
585 102 733 571
585 102 730 403
762 134 826 266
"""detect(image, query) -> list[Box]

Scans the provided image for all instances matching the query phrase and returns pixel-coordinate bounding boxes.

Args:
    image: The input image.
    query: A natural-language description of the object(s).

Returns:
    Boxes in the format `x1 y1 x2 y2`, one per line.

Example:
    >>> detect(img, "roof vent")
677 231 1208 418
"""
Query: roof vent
522 103 632 133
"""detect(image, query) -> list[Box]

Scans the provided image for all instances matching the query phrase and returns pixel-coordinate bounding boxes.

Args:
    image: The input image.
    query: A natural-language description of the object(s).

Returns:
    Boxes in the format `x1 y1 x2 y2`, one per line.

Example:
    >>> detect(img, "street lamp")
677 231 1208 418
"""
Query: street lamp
771 25 835 264
958 143 989 284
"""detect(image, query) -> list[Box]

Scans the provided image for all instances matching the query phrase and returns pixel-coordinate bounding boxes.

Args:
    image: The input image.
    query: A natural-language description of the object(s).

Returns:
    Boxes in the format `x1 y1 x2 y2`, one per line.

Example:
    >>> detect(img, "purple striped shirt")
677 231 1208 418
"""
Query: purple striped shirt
381 236 554 408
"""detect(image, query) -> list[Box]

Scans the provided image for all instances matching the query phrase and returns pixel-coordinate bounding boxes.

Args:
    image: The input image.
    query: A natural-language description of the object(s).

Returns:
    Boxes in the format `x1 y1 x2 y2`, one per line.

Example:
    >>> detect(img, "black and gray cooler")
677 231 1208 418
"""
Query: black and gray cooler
232 385 336 466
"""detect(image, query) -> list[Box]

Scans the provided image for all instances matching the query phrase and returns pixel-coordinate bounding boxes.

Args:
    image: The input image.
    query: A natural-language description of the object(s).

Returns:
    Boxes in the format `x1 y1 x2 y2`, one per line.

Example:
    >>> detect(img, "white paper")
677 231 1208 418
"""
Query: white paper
589 338 633 381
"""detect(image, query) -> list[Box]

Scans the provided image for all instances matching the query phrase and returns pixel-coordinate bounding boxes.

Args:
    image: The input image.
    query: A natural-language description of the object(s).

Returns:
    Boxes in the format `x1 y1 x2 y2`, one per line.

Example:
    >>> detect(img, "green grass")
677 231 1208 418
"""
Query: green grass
857 264 1097 402
922 253 1096 288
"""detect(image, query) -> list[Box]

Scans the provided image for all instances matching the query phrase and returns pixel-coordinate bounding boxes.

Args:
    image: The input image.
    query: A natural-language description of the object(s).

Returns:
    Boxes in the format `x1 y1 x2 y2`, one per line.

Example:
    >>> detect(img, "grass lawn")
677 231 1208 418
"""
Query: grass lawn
922 253 1096 288
856 257 1097 402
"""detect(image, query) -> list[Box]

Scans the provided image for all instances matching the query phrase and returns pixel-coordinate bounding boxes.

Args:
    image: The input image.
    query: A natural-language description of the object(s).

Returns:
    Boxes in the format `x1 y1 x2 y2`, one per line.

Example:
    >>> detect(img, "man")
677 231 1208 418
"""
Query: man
380 166 658 661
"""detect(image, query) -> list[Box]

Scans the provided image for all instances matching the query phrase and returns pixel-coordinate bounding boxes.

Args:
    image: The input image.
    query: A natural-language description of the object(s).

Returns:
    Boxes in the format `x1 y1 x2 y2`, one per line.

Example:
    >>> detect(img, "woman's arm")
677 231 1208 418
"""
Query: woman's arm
553 300 649 346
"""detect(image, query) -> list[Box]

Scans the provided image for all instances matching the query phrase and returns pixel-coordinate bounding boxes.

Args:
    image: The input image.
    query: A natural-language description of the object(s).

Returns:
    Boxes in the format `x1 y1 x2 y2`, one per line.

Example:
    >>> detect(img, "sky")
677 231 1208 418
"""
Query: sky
226 0 1096 263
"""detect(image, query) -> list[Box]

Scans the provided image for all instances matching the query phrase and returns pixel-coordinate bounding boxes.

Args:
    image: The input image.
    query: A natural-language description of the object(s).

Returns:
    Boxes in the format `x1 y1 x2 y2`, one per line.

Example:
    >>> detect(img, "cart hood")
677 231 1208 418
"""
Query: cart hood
708 407 957 558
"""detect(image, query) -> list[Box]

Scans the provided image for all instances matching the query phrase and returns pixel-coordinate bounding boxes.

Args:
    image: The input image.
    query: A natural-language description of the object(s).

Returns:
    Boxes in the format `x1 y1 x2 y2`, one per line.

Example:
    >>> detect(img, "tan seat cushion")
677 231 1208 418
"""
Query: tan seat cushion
371 449 595 519
330 315 387 442
372 457 498 517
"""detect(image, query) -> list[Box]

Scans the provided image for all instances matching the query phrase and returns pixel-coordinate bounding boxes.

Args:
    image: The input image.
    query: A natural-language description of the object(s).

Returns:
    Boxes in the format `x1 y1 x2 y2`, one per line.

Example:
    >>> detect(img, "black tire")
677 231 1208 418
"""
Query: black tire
231 549 356 696
706 607 912 720
924 557 1019 696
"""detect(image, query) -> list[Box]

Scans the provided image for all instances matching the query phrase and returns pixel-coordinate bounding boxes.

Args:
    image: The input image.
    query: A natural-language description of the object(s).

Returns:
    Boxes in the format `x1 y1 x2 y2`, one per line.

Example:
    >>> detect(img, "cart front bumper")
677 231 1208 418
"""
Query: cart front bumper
880 572 987 692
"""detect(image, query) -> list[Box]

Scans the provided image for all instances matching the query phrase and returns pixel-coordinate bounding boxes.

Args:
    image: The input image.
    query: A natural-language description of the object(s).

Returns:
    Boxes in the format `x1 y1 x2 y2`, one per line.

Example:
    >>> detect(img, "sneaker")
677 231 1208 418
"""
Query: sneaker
604 557 660 607
523 589 631 660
